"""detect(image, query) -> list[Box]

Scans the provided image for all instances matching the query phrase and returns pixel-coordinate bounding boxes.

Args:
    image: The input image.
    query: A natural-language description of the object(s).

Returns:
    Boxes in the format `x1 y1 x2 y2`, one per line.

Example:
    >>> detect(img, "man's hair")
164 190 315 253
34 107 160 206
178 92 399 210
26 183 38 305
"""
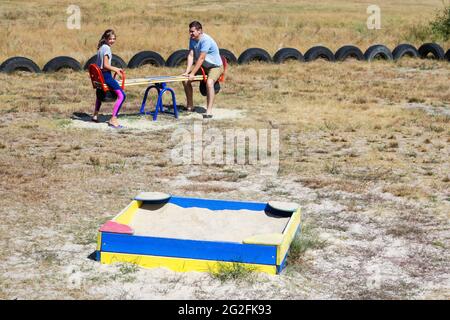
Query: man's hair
189 21 202 30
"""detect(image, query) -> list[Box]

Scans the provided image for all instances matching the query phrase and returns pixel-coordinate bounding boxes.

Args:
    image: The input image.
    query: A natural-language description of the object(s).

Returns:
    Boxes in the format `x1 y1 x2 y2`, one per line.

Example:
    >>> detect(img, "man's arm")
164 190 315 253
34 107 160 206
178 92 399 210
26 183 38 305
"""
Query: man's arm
188 52 206 80
182 50 195 76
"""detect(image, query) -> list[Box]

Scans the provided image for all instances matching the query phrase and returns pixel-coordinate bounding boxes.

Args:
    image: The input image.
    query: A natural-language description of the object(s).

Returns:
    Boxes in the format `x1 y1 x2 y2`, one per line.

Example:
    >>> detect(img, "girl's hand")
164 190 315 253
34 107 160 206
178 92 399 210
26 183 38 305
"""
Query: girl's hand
114 67 124 75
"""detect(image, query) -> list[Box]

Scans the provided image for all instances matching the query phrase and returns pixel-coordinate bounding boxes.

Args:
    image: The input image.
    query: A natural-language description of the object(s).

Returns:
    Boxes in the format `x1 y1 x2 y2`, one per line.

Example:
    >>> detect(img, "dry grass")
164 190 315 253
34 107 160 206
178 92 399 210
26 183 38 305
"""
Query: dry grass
1 58 448 299
1 0 449 66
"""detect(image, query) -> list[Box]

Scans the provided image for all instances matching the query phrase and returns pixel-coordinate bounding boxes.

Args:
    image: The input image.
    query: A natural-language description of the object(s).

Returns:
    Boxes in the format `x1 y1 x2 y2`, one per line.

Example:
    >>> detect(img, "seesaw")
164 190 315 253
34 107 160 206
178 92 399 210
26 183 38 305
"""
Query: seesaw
89 64 207 91
88 64 205 120
124 75 205 87
88 57 227 121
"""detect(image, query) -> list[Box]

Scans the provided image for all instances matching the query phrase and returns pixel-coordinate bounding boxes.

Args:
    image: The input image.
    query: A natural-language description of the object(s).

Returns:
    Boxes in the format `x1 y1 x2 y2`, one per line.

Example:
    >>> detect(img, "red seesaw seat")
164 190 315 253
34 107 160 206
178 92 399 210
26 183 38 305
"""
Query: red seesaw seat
88 64 125 102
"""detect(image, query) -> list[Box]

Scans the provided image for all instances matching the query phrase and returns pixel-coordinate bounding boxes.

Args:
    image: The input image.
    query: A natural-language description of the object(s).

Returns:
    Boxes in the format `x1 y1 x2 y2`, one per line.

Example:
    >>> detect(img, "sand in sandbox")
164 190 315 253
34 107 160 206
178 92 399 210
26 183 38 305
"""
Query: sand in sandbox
129 203 290 243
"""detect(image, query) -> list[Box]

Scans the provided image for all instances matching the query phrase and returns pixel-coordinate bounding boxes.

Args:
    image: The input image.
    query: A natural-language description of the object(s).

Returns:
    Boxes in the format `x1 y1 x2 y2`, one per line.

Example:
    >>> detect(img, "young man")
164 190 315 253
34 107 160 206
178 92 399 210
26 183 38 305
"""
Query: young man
182 21 223 119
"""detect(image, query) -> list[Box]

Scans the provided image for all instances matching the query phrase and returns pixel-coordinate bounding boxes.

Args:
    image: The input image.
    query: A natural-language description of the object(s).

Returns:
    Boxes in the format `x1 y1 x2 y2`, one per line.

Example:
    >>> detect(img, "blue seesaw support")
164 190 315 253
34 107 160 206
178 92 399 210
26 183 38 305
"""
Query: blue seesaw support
139 82 178 121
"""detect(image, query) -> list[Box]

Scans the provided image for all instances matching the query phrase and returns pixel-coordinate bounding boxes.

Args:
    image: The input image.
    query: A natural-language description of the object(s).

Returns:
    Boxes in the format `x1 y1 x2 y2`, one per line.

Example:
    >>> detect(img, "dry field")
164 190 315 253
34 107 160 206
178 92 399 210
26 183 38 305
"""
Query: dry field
0 0 449 300
0 0 449 65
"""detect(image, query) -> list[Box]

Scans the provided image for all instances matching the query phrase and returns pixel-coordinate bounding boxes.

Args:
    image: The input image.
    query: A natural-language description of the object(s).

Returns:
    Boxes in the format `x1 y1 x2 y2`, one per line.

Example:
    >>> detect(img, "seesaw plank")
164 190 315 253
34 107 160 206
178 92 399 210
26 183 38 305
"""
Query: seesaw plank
124 75 205 87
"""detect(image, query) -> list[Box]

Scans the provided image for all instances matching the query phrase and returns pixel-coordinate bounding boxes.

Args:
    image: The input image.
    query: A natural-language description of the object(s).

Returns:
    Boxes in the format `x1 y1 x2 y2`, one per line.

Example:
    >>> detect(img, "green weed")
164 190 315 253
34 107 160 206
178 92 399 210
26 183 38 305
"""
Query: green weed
430 5 450 41
288 223 327 263
209 262 256 283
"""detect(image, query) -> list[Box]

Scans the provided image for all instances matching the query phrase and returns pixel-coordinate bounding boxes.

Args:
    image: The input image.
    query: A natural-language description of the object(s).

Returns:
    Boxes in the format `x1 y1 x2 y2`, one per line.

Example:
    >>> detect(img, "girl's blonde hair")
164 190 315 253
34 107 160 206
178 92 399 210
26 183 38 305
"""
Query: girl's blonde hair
97 29 116 49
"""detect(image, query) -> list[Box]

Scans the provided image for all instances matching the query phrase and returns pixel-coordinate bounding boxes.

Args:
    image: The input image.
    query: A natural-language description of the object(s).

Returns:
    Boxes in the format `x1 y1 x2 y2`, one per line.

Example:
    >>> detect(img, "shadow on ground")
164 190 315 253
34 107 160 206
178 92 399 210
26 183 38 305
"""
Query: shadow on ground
71 105 207 123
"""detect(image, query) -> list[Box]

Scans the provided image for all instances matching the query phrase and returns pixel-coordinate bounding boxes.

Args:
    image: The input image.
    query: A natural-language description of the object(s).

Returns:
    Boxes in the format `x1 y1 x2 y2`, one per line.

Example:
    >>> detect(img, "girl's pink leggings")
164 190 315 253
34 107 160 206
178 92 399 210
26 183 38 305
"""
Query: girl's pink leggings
94 89 126 117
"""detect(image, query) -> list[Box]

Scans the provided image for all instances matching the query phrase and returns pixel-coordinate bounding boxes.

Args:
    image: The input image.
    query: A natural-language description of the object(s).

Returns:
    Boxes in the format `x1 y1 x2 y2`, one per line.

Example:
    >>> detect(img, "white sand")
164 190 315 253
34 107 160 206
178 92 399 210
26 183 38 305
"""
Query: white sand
69 108 245 131
129 203 290 243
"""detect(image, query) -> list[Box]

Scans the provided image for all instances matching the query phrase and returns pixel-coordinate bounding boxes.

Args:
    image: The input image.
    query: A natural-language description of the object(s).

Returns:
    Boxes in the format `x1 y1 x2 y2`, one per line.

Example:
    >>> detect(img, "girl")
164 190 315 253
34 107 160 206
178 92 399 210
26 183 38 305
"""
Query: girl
92 29 126 128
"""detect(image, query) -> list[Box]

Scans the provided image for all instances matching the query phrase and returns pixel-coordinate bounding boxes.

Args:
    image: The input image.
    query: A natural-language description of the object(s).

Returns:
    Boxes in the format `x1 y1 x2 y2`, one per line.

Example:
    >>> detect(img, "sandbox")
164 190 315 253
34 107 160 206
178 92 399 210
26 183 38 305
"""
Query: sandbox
96 194 301 274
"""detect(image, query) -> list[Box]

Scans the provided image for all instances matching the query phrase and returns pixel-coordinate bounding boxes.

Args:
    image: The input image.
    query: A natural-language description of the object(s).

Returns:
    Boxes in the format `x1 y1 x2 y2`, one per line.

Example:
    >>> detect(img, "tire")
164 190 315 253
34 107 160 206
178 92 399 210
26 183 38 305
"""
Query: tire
273 48 304 64
219 48 237 64
392 44 419 60
83 54 127 70
304 46 335 62
364 45 393 61
83 55 96 70
446 49 450 62
418 43 445 60
128 51 165 68
0 56 41 73
43 56 82 72
334 45 364 61
111 55 127 69
199 81 221 96
237 48 272 64
96 89 117 102
165 49 189 67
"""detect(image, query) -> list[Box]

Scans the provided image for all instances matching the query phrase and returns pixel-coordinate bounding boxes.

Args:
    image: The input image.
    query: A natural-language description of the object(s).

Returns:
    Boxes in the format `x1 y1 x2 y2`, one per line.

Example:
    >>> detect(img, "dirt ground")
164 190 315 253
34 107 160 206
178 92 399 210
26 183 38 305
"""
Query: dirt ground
0 59 449 299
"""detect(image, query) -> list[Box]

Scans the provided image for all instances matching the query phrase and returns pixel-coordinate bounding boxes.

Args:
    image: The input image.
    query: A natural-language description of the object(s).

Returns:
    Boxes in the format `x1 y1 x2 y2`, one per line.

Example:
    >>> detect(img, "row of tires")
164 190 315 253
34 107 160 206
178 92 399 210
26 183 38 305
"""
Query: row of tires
1 43 449 73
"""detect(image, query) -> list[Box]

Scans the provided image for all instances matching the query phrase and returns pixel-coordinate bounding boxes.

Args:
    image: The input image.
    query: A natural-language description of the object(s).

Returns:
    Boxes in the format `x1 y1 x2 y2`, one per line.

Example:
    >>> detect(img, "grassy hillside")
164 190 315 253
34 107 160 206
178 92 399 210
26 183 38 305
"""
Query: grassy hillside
1 0 449 66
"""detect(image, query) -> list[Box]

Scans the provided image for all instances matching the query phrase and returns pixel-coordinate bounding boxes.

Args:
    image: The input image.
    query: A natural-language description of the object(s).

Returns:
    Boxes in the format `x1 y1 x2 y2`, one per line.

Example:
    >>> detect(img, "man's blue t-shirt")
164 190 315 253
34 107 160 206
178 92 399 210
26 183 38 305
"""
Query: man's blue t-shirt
189 33 222 68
